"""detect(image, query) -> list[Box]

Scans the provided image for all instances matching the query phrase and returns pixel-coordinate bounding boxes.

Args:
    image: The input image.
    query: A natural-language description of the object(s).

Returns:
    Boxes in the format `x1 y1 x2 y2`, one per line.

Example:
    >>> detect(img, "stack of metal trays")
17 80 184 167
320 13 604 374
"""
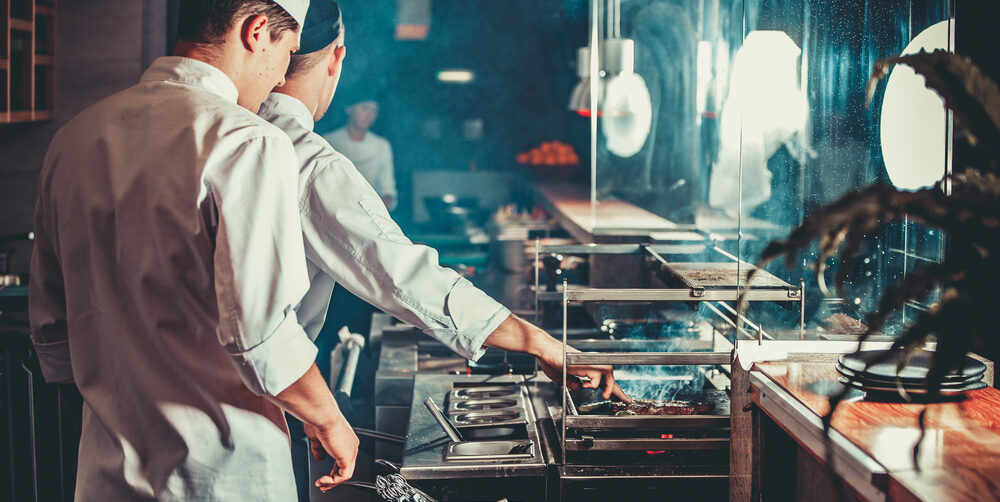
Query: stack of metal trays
446 385 530 440
837 349 987 397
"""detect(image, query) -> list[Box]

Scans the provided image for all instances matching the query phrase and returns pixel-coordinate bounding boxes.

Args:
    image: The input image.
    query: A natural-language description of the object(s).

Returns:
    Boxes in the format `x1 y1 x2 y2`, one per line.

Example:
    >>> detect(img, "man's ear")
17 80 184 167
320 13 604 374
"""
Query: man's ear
240 14 270 51
328 45 347 76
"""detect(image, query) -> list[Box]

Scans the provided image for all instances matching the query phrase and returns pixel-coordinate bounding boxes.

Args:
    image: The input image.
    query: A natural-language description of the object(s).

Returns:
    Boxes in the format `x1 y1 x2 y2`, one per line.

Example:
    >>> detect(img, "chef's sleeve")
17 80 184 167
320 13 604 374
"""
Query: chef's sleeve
29 195 74 384
209 135 317 396
300 154 509 361
378 142 397 208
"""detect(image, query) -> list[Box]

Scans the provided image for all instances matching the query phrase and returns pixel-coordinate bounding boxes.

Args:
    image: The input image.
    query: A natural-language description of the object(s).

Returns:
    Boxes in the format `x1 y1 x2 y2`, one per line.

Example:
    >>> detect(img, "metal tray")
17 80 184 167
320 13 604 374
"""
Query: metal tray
449 385 521 400
447 397 520 413
443 440 534 461
660 262 792 289
451 409 522 424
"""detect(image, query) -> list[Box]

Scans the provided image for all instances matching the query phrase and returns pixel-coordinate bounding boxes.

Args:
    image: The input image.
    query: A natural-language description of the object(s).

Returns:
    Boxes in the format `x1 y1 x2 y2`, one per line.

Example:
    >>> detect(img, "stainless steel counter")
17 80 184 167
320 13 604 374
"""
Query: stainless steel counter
400 373 548 481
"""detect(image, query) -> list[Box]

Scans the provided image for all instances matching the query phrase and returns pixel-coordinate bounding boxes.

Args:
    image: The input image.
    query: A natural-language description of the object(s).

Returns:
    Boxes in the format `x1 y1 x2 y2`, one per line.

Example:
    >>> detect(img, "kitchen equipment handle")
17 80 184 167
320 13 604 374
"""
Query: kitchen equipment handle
375 458 401 474
336 331 366 396
340 480 379 494
0 232 33 246
422 397 464 442
354 427 406 445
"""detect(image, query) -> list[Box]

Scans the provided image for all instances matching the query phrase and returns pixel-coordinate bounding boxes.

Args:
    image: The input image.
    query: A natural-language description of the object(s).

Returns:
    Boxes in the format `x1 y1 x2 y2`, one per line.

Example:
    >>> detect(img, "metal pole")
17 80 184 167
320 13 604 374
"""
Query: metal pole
799 278 806 340
534 238 541 377
589 0 600 234
561 278 569 465
534 238 541 326
22 362 38 502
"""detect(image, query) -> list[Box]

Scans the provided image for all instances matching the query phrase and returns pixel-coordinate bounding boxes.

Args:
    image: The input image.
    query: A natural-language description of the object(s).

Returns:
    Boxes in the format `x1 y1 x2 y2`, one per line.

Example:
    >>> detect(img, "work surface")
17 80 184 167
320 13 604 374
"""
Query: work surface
756 355 1000 501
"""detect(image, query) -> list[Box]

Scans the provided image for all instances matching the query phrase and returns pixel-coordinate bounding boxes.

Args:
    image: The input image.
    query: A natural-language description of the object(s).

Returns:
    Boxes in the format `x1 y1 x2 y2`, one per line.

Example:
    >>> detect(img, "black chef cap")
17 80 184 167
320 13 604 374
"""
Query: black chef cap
299 0 342 54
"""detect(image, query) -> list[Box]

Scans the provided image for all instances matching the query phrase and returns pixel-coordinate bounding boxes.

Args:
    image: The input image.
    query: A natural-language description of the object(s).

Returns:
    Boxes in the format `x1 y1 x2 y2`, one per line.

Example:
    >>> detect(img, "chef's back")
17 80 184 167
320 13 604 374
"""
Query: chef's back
29 56 315 501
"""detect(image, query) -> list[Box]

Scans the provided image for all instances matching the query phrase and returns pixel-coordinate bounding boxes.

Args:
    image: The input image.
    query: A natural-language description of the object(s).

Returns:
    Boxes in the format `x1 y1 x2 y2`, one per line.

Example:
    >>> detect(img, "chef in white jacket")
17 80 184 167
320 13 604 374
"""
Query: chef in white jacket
29 1 361 500
257 0 630 456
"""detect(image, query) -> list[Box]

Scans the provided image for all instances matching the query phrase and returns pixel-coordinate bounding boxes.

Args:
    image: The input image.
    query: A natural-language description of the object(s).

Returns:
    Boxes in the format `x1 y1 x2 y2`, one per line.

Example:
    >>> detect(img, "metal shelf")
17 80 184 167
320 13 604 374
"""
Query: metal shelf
562 287 798 303
565 351 731 366
564 437 730 451
538 243 706 255
564 414 730 430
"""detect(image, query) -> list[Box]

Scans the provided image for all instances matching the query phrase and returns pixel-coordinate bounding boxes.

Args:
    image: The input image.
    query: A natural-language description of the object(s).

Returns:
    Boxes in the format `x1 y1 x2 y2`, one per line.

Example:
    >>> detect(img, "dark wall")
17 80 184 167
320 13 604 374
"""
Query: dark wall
317 0 587 226
0 0 168 273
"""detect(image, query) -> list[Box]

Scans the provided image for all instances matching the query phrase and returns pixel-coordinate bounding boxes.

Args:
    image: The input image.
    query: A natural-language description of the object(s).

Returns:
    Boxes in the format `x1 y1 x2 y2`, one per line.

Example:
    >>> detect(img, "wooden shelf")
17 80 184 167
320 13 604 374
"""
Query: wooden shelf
8 110 33 122
1 0 57 123
10 18 32 31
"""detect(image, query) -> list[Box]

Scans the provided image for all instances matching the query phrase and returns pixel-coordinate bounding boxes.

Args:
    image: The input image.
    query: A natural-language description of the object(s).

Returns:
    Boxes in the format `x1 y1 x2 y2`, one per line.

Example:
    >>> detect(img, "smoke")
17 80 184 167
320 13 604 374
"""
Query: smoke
593 303 711 401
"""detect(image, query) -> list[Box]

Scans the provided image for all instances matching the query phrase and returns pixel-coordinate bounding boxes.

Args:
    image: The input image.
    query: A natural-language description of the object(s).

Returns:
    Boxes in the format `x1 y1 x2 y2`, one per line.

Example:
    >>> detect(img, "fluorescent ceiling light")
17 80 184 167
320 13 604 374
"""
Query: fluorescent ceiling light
437 70 475 83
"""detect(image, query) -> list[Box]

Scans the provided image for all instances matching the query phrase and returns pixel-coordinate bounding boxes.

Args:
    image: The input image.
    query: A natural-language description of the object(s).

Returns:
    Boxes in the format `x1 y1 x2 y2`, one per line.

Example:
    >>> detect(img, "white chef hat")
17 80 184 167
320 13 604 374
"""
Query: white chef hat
273 0 309 28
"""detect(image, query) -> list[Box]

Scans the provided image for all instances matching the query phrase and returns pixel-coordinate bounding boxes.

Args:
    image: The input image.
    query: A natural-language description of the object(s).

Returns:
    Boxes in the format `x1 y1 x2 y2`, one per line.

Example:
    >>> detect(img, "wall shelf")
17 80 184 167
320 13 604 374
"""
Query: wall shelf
1 0 56 123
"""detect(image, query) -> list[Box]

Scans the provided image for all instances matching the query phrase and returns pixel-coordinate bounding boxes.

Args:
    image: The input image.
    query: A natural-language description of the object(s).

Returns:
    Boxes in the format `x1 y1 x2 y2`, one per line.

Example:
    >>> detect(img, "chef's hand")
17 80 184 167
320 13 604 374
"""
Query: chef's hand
483 315 632 403
306 415 360 493
537 344 632 403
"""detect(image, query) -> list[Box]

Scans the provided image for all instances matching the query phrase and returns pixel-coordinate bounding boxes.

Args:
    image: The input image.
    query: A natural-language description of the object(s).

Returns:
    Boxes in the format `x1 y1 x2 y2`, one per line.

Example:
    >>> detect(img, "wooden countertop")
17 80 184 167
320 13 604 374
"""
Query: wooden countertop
756 356 1000 501
535 183 677 243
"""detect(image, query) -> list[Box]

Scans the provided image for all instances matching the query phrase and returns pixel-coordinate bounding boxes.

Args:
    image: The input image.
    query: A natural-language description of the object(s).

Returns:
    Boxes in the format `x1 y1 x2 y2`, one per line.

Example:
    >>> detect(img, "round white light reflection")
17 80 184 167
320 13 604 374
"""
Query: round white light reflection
880 20 954 191
601 72 652 158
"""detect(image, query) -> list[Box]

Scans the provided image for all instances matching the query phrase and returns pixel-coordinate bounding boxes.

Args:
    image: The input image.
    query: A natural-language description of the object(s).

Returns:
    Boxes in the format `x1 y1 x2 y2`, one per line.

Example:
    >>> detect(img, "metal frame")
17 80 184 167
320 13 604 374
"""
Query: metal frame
533 242 805 307
530 242 809 460
558 280 735 462
564 437 729 451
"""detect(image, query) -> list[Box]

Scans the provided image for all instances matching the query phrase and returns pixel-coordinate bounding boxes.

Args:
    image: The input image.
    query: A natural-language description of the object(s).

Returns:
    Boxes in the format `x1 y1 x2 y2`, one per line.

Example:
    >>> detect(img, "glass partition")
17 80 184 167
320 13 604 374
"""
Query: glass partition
582 0 953 341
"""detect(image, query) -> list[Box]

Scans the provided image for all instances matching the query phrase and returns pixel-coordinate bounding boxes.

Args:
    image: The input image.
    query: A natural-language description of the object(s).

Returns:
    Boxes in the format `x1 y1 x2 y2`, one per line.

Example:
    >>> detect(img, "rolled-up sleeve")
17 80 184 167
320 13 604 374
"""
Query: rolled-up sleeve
208 135 316 396
29 190 75 384
300 154 510 361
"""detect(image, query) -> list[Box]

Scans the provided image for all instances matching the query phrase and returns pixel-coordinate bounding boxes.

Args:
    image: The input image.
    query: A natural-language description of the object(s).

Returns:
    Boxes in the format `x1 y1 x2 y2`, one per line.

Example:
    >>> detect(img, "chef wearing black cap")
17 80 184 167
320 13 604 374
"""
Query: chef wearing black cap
257 0 631 496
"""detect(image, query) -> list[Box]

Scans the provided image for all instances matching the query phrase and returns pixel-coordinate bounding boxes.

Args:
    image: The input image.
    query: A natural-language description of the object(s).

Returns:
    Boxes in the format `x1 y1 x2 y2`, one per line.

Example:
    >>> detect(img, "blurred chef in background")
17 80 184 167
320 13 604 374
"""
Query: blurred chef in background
257 1 631 496
323 87 398 210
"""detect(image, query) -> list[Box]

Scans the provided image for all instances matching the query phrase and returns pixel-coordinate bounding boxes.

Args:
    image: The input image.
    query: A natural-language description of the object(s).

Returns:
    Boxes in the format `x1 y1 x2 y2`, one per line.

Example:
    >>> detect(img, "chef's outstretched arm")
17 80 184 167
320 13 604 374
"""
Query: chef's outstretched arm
267 364 359 493
483 314 632 403
300 155 630 402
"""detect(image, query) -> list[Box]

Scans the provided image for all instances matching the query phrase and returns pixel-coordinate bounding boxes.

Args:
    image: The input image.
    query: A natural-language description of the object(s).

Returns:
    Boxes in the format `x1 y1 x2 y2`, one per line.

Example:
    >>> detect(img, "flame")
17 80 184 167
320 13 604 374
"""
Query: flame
646 433 675 455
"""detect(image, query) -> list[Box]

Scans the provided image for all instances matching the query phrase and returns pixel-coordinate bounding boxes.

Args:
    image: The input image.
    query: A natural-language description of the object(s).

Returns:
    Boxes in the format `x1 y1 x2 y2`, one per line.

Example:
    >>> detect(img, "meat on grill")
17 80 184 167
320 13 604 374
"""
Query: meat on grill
577 398 710 416
608 399 710 416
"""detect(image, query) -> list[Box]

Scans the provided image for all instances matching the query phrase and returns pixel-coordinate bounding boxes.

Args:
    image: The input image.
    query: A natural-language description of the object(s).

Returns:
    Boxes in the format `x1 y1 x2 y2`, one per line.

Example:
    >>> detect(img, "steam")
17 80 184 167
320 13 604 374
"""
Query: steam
593 303 711 401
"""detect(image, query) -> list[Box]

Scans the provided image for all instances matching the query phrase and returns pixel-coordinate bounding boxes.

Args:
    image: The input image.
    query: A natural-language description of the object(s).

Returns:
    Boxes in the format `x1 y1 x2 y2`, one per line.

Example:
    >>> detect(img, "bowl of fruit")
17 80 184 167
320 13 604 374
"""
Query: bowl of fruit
516 141 580 180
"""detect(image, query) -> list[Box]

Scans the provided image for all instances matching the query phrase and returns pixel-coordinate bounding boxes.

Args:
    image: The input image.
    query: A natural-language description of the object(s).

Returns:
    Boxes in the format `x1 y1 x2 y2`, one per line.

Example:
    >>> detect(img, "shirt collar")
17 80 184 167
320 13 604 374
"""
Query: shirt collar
140 56 240 104
260 92 315 131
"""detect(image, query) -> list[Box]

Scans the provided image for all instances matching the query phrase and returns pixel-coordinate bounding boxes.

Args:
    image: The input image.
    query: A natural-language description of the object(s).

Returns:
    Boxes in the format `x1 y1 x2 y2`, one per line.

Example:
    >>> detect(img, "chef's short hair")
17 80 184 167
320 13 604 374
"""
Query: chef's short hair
176 0 299 45
285 31 342 79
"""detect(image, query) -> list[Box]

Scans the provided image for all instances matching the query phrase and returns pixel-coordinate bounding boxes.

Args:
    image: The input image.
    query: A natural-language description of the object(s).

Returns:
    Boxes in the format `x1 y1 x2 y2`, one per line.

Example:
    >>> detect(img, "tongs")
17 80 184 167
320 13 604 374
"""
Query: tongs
422 397 465 442
341 474 438 502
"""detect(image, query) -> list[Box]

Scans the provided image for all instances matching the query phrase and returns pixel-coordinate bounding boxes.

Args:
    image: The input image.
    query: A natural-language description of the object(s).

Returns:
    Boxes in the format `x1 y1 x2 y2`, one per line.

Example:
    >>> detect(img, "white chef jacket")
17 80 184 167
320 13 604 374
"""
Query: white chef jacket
29 57 315 501
323 126 397 209
259 93 509 359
